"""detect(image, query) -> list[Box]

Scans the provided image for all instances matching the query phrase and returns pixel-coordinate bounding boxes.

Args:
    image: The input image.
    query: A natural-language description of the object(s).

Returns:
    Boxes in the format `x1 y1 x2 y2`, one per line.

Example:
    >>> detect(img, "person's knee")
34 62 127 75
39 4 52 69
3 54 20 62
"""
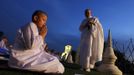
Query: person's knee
57 63 65 74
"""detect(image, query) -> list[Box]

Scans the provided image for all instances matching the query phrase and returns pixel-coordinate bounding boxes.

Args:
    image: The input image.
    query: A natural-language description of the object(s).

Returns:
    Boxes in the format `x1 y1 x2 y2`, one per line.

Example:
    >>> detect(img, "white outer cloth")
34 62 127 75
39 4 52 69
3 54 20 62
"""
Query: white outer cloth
8 22 64 73
0 40 9 51
79 17 104 68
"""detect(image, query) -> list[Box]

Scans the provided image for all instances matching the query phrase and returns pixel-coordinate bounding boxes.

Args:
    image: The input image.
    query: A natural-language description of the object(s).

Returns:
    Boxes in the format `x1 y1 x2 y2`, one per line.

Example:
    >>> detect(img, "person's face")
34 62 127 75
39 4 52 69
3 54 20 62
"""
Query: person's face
85 10 91 18
3 38 8 44
36 14 47 29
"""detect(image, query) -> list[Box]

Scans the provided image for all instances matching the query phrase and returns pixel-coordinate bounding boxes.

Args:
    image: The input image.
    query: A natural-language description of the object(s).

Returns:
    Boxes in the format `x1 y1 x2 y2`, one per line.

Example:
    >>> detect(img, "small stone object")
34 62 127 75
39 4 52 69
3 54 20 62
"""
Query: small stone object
67 53 73 63
97 30 122 75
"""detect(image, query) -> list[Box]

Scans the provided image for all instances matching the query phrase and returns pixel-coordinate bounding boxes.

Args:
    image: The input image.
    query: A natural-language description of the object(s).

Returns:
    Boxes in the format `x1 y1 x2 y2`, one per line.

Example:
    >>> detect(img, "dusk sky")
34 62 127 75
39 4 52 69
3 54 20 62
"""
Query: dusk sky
0 0 134 52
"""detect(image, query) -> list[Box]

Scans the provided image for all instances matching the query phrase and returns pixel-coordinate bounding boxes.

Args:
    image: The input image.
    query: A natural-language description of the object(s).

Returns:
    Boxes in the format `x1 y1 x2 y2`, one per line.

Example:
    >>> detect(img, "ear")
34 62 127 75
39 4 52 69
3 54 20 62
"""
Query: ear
33 16 38 22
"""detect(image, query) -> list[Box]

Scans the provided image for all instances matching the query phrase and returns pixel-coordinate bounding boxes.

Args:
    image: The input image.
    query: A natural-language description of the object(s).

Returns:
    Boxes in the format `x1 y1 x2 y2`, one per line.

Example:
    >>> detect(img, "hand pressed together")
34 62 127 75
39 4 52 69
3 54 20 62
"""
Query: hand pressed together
39 25 48 39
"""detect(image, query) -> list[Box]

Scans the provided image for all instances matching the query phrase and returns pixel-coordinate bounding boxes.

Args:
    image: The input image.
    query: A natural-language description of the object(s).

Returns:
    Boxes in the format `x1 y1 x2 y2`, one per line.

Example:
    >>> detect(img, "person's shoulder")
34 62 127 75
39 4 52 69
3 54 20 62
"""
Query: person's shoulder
25 22 36 28
25 22 33 27
92 17 100 23
20 22 32 31
92 16 99 20
29 22 36 26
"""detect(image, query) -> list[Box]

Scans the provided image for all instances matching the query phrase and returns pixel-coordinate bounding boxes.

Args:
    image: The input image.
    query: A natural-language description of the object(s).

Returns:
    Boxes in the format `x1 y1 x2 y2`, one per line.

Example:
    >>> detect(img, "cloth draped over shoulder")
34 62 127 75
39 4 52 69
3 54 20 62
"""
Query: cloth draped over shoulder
79 17 104 62
8 22 64 73
0 40 9 55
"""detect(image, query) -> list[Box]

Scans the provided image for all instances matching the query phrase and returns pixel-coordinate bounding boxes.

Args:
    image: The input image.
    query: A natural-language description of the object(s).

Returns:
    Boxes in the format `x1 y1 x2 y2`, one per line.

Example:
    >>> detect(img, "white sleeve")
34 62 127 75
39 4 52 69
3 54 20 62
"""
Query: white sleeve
29 24 44 50
21 25 33 49
91 24 97 38
27 23 46 50
95 18 104 39
31 35 44 49
0 40 4 48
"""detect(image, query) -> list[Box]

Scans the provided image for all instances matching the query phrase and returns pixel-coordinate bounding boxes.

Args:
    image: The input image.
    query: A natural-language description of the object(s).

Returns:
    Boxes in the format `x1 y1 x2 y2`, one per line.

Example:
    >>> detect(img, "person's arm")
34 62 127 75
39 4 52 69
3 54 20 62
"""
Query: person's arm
91 23 97 38
79 24 85 31
89 17 97 38
95 18 104 38
79 20 87 31
21 25 33 49
29 24 46 50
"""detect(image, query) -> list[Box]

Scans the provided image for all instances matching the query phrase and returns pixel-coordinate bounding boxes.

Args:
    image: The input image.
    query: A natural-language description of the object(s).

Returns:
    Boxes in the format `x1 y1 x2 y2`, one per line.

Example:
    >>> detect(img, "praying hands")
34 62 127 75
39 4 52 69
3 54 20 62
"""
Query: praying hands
39 25 48 39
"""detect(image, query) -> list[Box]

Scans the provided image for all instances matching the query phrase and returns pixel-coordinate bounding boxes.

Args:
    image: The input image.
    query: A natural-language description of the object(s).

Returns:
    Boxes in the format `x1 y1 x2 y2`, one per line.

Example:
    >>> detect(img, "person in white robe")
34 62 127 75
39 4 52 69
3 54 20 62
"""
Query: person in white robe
8 10 64 74
79 9 104 72
0 36 9 55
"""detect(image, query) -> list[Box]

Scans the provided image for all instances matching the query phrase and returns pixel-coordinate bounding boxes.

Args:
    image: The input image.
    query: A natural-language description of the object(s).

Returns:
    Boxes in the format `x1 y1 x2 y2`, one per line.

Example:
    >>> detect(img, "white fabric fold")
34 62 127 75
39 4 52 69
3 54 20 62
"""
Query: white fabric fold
8 22 64 73
79 17 104 69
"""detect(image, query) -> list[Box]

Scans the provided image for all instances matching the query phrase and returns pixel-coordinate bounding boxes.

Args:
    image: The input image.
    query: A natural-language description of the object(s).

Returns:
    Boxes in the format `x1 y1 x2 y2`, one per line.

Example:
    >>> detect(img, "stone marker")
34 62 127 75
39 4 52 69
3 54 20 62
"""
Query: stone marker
97 30 122 75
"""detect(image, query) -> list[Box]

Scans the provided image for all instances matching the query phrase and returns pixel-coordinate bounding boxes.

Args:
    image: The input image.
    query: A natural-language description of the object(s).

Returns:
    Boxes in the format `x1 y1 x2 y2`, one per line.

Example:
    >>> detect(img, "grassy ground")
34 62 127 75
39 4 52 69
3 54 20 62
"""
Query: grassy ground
0 67 105 75
0 60 107 75
62 62 106 75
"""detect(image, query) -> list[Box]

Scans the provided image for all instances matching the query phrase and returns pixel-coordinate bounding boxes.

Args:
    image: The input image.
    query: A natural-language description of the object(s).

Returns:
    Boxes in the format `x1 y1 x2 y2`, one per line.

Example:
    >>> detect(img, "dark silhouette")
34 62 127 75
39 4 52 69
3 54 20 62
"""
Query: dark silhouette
0 31 4 41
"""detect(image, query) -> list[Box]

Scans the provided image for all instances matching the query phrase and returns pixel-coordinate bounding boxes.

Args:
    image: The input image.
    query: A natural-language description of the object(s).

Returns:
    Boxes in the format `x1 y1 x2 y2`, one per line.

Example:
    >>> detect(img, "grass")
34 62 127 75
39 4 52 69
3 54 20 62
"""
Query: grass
0 67 105 75
62 62 105 75
0 60 110 75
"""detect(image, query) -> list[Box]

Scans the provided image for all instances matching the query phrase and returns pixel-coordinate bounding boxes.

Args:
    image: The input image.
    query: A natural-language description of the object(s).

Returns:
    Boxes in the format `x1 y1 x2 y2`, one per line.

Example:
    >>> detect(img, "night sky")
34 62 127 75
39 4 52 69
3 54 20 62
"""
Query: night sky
0 0 134 52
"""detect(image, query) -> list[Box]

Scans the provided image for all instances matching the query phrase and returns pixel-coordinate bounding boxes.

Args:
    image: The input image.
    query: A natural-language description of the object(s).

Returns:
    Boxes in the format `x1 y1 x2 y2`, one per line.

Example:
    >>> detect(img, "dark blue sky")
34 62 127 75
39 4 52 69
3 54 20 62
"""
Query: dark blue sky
0 0 134 52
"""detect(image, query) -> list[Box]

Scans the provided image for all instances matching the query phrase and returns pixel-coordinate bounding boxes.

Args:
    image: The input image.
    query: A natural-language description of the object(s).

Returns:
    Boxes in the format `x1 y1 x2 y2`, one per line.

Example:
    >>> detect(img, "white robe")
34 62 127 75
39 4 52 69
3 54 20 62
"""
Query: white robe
8 22 64 73
0 40 9 50
79 17 104 69
0 40 9 55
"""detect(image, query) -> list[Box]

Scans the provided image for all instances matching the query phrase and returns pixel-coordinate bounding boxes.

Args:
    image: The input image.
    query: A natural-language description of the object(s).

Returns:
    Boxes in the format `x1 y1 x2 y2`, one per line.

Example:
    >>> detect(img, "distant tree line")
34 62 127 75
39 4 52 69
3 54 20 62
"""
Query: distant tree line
114 50 134 74
113 39 134 75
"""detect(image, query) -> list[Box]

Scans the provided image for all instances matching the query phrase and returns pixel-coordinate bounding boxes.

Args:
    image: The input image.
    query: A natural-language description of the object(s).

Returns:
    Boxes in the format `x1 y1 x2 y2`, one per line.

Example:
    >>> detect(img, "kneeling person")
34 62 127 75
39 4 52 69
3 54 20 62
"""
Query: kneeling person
8 10 64 74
